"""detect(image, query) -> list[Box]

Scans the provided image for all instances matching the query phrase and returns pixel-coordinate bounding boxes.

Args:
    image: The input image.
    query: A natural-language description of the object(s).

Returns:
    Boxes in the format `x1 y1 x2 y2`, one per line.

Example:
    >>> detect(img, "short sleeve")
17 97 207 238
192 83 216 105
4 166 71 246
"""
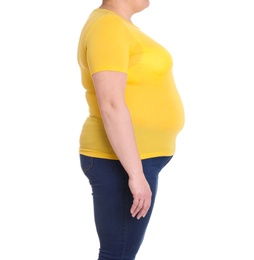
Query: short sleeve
86 16 132 75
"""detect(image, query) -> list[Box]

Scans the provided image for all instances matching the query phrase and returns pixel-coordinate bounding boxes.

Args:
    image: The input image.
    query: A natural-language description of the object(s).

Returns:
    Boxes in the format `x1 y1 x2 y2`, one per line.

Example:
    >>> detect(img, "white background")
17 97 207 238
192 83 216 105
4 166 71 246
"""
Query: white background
0 0 253 259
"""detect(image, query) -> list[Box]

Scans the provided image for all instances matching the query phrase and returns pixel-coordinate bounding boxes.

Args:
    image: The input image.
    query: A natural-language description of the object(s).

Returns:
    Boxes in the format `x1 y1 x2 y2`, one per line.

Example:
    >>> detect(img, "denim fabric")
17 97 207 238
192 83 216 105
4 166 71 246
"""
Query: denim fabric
80 155 173 260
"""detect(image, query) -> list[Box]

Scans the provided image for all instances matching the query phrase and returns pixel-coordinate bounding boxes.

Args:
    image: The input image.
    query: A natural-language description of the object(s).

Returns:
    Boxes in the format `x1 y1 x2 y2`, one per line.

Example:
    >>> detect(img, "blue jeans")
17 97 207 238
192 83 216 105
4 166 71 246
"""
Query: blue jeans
80 155 173 260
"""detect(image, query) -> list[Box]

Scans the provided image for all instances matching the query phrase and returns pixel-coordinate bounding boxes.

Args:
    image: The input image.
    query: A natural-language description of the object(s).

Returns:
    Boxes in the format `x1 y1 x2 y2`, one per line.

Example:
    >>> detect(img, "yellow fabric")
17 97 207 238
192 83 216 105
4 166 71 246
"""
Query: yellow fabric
77 9 185 159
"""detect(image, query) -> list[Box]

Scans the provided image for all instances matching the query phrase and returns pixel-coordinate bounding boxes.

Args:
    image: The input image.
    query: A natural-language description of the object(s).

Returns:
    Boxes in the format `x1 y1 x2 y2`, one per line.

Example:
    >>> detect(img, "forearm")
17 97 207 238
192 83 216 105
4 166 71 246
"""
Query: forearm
100 104 143 178
92 71 151 218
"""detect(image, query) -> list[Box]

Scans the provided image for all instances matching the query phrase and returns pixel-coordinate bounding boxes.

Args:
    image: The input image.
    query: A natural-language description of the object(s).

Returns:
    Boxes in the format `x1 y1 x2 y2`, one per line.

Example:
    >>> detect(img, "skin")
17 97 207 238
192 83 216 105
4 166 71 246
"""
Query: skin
100 0 150 22
92 0 151 220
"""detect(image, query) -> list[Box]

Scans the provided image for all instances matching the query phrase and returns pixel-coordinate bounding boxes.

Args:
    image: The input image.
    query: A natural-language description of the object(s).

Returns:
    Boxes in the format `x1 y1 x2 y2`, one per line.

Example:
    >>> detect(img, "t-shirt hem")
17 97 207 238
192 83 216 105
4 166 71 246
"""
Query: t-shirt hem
79 150 175 160
90 67 128 75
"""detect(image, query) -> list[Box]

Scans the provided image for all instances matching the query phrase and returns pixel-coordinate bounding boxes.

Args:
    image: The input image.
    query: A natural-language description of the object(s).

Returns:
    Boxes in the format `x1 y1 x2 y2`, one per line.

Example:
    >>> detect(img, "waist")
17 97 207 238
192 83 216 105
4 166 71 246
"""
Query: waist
79 116 184 159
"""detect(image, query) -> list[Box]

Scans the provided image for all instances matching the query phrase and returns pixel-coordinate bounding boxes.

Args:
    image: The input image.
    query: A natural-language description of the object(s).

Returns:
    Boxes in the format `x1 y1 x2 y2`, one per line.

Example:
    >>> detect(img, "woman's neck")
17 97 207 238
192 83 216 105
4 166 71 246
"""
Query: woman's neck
99 2 133 22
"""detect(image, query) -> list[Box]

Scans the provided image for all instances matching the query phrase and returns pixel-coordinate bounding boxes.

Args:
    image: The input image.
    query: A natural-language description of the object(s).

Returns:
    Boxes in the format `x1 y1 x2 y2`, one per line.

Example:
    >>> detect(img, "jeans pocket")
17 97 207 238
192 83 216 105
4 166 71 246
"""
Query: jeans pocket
80 155 93 176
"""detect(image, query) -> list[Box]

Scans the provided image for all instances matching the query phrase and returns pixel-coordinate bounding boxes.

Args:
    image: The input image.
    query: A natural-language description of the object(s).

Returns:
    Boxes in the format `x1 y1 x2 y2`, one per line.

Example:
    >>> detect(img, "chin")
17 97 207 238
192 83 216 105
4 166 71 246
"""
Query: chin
134 0 150 13
139 1 150 12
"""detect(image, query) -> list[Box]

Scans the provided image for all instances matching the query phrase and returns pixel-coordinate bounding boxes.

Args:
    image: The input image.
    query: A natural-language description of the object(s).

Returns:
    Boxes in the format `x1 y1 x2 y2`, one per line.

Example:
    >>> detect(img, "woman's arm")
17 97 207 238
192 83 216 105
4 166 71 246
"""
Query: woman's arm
92 71 152 220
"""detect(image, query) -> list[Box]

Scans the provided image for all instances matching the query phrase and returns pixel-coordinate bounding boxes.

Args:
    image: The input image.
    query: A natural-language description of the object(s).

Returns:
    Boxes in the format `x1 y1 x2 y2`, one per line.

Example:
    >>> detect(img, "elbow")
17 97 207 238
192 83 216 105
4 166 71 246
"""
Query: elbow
99 101 126 119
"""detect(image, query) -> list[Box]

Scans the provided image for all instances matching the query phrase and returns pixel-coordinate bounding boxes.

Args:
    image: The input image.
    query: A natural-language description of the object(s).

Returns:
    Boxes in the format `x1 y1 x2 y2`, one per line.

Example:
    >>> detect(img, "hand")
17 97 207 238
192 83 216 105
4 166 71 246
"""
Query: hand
128 174 152 220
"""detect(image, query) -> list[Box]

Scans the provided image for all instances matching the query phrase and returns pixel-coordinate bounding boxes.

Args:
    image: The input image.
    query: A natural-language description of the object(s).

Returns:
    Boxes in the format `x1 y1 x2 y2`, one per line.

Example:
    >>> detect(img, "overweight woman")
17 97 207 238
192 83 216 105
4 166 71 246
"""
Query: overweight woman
77 0 185 259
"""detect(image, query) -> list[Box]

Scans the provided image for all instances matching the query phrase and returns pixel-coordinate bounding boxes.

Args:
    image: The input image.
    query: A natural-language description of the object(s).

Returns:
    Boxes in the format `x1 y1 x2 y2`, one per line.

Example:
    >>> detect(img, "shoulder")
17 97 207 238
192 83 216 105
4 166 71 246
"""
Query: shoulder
82 9 135 45
88 9 130 31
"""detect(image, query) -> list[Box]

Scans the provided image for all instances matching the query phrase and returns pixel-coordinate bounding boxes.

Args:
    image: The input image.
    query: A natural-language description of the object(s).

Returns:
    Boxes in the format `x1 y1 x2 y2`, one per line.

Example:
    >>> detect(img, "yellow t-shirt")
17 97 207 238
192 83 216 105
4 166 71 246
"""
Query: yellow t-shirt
77 8 185 159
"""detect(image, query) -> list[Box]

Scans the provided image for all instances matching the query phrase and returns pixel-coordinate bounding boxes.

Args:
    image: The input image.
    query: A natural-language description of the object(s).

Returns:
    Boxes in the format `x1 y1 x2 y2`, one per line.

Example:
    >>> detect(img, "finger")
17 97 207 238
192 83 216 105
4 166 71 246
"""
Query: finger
130 197 140 215
130 198 144 217
131 199 143 217
136 200 151 219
